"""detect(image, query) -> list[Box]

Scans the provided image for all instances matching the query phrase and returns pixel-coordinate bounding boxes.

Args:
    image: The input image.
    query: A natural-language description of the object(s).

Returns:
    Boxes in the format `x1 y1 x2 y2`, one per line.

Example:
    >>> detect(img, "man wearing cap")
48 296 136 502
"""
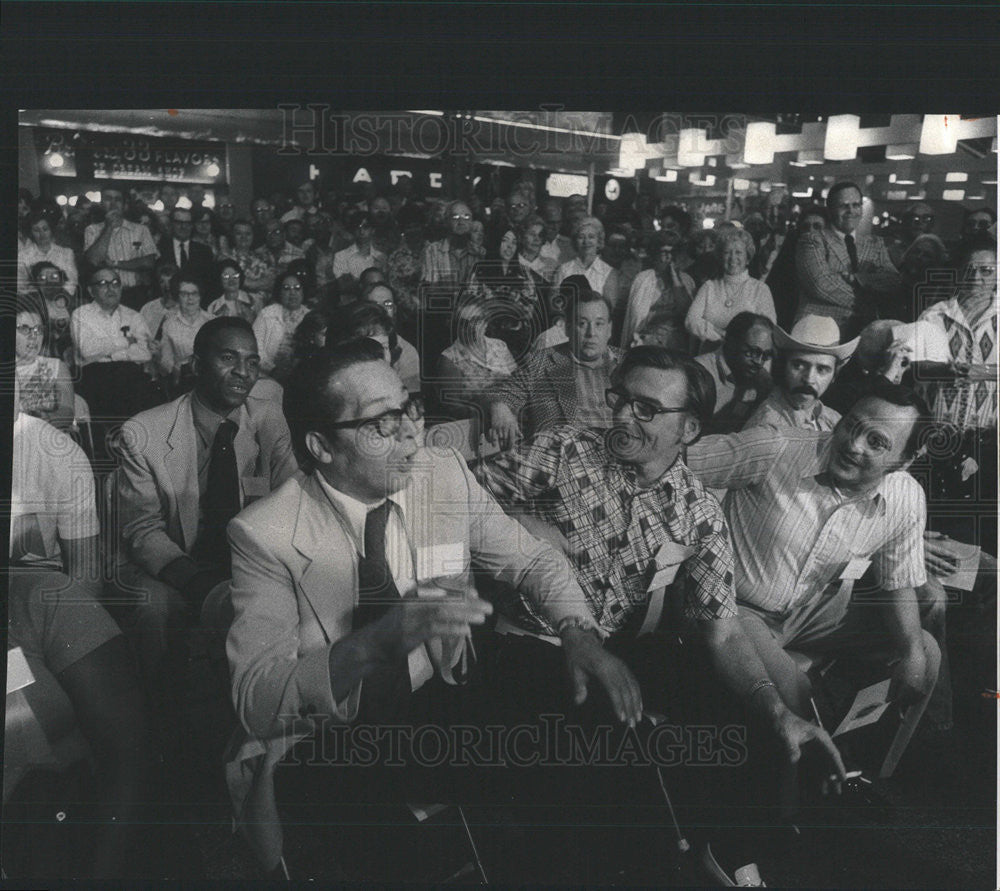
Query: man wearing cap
796 181 900 340
745 315 857 433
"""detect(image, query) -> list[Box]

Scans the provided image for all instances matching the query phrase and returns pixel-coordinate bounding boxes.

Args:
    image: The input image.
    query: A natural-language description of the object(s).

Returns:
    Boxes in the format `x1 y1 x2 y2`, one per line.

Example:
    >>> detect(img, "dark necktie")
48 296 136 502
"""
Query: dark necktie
179 241 189 268
197 419 240 571
355 501 411 723
844 234 859 274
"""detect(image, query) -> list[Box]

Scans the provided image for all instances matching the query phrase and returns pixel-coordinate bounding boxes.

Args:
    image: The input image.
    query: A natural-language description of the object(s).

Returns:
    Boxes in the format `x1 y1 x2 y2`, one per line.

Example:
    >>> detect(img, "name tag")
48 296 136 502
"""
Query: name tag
639 541 695 635
649 563 682 591
840 557 872 581
415 541 466 582
241 476 270 499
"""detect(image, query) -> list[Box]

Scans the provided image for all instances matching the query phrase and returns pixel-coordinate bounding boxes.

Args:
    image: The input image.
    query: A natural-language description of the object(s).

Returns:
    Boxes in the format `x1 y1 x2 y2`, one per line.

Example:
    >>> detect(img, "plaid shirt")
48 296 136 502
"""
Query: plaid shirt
475 425 736 635
917 297 997 432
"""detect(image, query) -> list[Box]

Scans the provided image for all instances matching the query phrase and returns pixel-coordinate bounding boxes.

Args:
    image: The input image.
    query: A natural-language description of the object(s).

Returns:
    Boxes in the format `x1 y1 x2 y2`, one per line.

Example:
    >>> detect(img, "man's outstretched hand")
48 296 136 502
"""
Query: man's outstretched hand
561 627 643 727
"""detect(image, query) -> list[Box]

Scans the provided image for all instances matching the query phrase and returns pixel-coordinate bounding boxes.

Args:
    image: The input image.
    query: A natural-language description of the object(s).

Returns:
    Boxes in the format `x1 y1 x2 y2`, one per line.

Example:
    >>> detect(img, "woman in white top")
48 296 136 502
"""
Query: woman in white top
17 212 79 297
685 226 775 351
14 291 75 431
556 216 618 299
159 274 213 391
207 258 261 323
253 272 309 381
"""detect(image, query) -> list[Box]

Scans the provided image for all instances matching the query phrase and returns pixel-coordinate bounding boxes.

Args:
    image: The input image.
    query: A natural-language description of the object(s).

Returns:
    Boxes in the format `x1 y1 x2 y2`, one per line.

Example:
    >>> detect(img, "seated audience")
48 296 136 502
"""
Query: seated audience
685 227 776 351
359 282 421 391
422 199 476 286
18 209 79 296
208 258 261 323
139 260 180 348
556 216 618 303
333 210 386 291
436 294 518 420
694 312 775 433
15 289 76 432
158 274 213 394
489 286 621 449
744 315 857 432
253 272 310 381
30 260 77 362
113 317 298 683
620 230 695 350
329 302 421 394
70 266 155 456
158 206 216 300
222 219 276 307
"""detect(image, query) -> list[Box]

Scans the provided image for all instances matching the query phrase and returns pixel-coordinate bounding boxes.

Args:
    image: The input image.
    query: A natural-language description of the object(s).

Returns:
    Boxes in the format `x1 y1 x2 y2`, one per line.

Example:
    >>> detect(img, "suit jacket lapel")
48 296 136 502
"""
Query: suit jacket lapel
292 474 356 644
233 404 261 495
164 394 199 550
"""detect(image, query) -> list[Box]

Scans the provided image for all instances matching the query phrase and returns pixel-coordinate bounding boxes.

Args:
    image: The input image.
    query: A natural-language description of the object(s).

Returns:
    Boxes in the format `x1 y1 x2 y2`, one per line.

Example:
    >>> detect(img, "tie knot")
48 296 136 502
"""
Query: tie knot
215 419 238 445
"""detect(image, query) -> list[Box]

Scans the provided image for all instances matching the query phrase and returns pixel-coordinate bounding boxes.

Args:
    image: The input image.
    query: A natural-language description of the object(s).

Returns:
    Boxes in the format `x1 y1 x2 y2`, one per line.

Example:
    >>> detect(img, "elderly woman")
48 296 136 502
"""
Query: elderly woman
207 258 261 322
18 211 79 296
436 295 518 420
685 226 776 351
489 286 621 449
916 235 997 510
15 290 76 431
556 215 618 300
222 218 276 306
158 273 213 394
253 271 310 381
328 302 421 394
620 230 696 350
192 206 222 259
28 261 76 361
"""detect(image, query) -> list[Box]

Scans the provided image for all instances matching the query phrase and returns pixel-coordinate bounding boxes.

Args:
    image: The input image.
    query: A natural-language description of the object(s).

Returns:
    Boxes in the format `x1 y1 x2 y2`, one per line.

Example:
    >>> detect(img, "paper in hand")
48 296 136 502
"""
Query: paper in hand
832 679 892 737
937 540 981 592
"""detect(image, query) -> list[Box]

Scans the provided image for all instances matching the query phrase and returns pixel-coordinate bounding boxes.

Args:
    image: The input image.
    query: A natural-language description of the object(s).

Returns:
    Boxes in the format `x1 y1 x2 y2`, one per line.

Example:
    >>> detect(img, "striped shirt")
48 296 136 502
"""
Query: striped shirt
686 427 926 616
744 388 842 433
476 425 736 635
917 296 997 432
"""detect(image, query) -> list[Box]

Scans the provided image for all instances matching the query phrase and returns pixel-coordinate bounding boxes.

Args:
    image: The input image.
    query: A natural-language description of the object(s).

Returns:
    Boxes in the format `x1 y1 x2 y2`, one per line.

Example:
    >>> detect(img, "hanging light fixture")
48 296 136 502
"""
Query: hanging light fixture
743 121 776 165
677 127 707 167
919 115 959 155
885 143 918 160
824 115 860 161
618 132 648 173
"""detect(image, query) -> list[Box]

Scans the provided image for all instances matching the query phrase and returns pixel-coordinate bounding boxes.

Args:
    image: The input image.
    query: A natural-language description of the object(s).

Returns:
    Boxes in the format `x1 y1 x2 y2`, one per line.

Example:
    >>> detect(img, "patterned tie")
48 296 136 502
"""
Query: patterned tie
179 241 189 268
198 419 240 571
355 501 411 723
844 234 859 274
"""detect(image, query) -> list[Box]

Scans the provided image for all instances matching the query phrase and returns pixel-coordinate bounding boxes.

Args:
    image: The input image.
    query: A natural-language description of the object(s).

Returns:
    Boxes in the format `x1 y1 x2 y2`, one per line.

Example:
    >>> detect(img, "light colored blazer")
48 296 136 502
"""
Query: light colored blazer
224 446 587 867
116 390 298 577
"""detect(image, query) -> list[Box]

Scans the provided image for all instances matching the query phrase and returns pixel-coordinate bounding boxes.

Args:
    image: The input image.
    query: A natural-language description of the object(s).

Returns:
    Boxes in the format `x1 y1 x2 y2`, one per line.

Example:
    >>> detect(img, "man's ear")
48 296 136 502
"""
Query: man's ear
304 430 334 465
190 353 202 379
681 414 701 446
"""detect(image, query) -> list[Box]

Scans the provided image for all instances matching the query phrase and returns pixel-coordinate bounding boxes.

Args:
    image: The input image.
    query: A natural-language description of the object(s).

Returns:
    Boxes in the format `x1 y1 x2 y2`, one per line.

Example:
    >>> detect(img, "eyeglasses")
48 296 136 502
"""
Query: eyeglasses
965 264 997 277
741 347 774 363
327 395 425 438
92 278 122 289
450 213 472 221
968 220 993 231
909 214 935 223
281 283 304 291
605 388 687 422
16 324 44 337
509 202 529 210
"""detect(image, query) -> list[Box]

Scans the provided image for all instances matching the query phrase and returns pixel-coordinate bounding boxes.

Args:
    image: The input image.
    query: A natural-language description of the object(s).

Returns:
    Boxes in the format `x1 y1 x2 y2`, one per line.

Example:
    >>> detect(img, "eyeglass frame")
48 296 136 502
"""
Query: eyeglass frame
605 388 688 423
91 277 122 289
741 346 774 363
325 395 425 438
16 324 44 337
450 213 473 221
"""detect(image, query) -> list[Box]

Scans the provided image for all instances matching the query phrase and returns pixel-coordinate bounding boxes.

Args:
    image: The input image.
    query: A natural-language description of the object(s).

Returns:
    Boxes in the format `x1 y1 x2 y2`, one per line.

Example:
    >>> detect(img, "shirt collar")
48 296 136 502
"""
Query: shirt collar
808 435 887 513
315 471 408 558
190 389 244 451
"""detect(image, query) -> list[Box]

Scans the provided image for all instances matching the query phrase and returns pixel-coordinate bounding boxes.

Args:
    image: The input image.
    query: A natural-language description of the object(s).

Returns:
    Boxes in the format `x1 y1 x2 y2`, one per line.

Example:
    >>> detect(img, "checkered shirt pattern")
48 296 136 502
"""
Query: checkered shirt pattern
476 425 736 635
918 297 997 432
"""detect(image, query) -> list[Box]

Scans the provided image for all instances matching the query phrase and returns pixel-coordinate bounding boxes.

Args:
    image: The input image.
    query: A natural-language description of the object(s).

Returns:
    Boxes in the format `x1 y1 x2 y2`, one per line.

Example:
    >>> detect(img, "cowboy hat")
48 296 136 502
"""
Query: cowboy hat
773 314 859 361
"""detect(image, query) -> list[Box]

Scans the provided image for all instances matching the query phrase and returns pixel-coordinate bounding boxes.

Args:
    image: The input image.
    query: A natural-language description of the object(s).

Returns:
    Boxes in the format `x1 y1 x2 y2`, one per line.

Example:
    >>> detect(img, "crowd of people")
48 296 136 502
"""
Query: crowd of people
9 170 998 883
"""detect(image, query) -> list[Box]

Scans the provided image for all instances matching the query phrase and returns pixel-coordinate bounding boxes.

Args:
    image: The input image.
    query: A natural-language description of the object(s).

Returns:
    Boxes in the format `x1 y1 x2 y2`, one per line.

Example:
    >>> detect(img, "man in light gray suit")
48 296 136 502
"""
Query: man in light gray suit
113 316 298 680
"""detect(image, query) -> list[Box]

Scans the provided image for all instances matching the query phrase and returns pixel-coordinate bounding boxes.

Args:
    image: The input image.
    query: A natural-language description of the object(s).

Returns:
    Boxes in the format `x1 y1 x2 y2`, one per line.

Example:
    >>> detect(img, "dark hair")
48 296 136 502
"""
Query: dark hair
25 210 52 231
16 287 49 324
358 267 387 291
333 302 398 352
292 308 333 360
272 268 308 305
192 315 255 361
216 257 245 289
611 345 717 427
964 206 997 224
232 217 255 234
283 339 386 469
550 274 592 320
956 233 997 271
825 181 863 210
848 377 934 460
285 258 316 299
87 265 118 286
170 272 202 302
658 205 692 234
723 311 774 349
346 209 374 231
29 260 67 287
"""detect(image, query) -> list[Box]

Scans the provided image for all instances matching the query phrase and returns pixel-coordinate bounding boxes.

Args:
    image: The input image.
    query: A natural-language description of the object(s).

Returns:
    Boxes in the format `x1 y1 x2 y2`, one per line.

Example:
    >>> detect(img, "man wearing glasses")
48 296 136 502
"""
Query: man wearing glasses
70 266 155 458
694 311 776 434
421 199 475 286
475 344 843 884
225 340 599 877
